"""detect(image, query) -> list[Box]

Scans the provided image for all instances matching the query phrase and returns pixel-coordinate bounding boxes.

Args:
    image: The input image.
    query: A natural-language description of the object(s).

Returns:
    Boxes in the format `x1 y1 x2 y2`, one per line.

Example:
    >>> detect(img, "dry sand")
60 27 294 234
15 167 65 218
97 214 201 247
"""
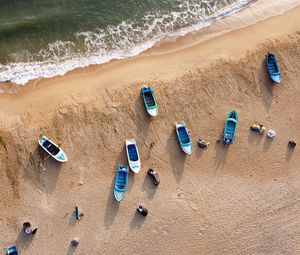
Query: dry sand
1 3 300 255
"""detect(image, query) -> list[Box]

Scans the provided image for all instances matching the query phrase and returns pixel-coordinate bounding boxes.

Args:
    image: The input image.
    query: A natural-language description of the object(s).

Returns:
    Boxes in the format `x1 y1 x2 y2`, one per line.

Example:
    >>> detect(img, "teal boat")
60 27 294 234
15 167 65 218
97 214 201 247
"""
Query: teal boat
7 246 19 255
265 52 281 84
223 110 238 144
141 86 158 117
175 121 192 155
114 165 129 202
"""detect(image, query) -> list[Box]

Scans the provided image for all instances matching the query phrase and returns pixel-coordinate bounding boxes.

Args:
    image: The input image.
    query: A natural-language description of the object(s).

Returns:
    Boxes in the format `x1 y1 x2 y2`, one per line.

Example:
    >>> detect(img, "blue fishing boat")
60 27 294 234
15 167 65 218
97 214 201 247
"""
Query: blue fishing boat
141 86 158 117
114 165 129 202
6 246 19 255
223 110 238 144
175 121 192 155
265 52 281 84
125 139 141 173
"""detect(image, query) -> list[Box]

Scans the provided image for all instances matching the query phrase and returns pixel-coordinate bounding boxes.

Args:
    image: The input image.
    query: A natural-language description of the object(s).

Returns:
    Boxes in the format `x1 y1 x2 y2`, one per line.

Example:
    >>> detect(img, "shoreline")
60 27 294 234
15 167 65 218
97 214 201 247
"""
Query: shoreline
1 3 300 254
0 0 299 89
0 5 300 120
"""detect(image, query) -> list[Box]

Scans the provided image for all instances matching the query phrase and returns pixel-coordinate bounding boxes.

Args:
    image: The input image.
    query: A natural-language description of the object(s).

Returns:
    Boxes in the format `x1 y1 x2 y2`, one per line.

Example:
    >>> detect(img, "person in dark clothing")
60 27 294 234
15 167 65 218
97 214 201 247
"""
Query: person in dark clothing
137 205 148 216
288 141 296 148
23 222 37 235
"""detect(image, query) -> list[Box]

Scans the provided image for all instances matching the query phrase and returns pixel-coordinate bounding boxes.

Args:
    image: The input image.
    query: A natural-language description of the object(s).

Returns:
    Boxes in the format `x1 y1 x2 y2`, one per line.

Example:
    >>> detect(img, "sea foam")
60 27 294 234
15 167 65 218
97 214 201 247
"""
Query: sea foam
0 0 257 85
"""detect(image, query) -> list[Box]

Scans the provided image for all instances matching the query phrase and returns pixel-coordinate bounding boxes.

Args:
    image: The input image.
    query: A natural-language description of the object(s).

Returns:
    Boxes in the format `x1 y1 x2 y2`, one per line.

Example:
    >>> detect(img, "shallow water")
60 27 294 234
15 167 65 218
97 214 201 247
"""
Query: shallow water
0 0 256 84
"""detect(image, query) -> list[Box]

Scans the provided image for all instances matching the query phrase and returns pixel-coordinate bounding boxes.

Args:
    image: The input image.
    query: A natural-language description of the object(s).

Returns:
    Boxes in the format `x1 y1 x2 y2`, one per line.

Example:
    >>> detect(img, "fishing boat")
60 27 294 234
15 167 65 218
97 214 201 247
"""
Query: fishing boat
265 52 282 84
6 246 19 255
223 110 238 144
125 139 141 173
175 121 192 155
114 165 129 202
38 135 68 163
141 86 158 117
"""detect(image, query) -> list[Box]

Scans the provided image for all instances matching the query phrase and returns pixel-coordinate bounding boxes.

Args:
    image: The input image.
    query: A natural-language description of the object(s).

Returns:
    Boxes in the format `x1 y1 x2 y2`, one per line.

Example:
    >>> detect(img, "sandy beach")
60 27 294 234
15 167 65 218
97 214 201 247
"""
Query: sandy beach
1 2 300 255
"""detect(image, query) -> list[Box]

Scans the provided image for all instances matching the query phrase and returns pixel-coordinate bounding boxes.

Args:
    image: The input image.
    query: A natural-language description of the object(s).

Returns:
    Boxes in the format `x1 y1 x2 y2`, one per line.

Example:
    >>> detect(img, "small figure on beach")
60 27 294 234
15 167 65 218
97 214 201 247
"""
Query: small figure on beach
137 205 148 216
23 222 37 236
75 206 84 220
71 238 79 247
147 169 160 186
250 122 266 134
197 138 210 148
288 141 296 148
267 129 276 138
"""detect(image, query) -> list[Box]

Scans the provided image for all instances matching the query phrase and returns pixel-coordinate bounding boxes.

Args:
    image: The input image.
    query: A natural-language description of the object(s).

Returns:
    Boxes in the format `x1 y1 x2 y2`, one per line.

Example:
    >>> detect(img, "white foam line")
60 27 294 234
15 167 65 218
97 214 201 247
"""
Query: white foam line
1 0 296 85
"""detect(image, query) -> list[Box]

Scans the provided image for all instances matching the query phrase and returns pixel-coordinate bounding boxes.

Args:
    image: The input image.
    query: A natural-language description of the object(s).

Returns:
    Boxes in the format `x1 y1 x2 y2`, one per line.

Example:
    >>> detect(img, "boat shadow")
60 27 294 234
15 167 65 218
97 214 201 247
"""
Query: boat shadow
23 146 62 194
103 178 120 230
214 140 229 170
166 129 186 183
134 95 151 143
141 172 157 200
130 210 146 230
258 60 275 112
196 144 205 159
247 129 264 145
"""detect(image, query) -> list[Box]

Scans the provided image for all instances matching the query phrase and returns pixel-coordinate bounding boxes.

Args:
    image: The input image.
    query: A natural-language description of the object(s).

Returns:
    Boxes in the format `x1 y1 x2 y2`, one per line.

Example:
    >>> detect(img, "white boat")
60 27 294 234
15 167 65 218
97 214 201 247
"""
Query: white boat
38 135 68 163
125 139 141 173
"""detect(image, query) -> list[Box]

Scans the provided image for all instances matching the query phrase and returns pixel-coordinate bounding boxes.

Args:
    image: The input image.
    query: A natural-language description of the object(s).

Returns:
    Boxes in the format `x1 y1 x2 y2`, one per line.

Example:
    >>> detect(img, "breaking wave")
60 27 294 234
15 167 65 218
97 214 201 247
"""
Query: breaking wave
0 0 255 85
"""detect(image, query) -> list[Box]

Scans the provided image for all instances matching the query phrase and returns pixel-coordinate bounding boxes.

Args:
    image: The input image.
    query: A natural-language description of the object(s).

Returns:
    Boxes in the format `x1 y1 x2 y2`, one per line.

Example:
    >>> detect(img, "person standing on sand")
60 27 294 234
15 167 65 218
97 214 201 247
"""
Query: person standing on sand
23 222 37 235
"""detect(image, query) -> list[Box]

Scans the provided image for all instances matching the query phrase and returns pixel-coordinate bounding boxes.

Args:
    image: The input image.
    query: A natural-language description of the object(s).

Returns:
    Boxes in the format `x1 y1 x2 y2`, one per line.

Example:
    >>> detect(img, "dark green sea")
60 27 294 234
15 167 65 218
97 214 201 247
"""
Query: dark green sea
0 0 254 84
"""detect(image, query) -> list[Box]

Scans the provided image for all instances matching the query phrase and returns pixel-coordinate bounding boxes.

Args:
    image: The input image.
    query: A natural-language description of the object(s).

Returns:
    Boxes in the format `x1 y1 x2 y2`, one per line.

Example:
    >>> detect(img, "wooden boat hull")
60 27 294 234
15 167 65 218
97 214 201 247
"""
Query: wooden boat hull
38 135 68 162
125 139 141 173
223 110 238 144
141 86 158 117
265 53 282 84
114 165 129 202
175 121 192 155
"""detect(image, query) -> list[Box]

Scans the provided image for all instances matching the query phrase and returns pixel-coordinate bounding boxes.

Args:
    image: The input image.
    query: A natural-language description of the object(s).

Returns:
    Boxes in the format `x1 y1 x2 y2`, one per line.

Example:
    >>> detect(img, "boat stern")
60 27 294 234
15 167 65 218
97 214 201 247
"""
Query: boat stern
130 162 141 174
114 190 125 202
55 151 68 163
38 135 47 146
147 107 158 117
182 144 193 155
271 74 281 84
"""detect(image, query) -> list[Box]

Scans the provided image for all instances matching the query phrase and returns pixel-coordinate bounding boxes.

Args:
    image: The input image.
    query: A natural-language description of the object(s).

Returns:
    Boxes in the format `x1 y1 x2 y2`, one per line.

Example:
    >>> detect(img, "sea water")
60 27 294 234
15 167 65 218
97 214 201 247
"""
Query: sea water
0 0 257 84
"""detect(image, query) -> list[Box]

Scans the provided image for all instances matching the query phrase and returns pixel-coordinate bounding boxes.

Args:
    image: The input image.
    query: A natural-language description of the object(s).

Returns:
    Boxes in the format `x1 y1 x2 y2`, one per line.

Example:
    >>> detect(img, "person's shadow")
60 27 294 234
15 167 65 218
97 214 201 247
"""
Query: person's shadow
66 243 78 255
130 210 146 230
141 172 158 200
166 130 187 183
15 229 35 251
285 145 295 162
